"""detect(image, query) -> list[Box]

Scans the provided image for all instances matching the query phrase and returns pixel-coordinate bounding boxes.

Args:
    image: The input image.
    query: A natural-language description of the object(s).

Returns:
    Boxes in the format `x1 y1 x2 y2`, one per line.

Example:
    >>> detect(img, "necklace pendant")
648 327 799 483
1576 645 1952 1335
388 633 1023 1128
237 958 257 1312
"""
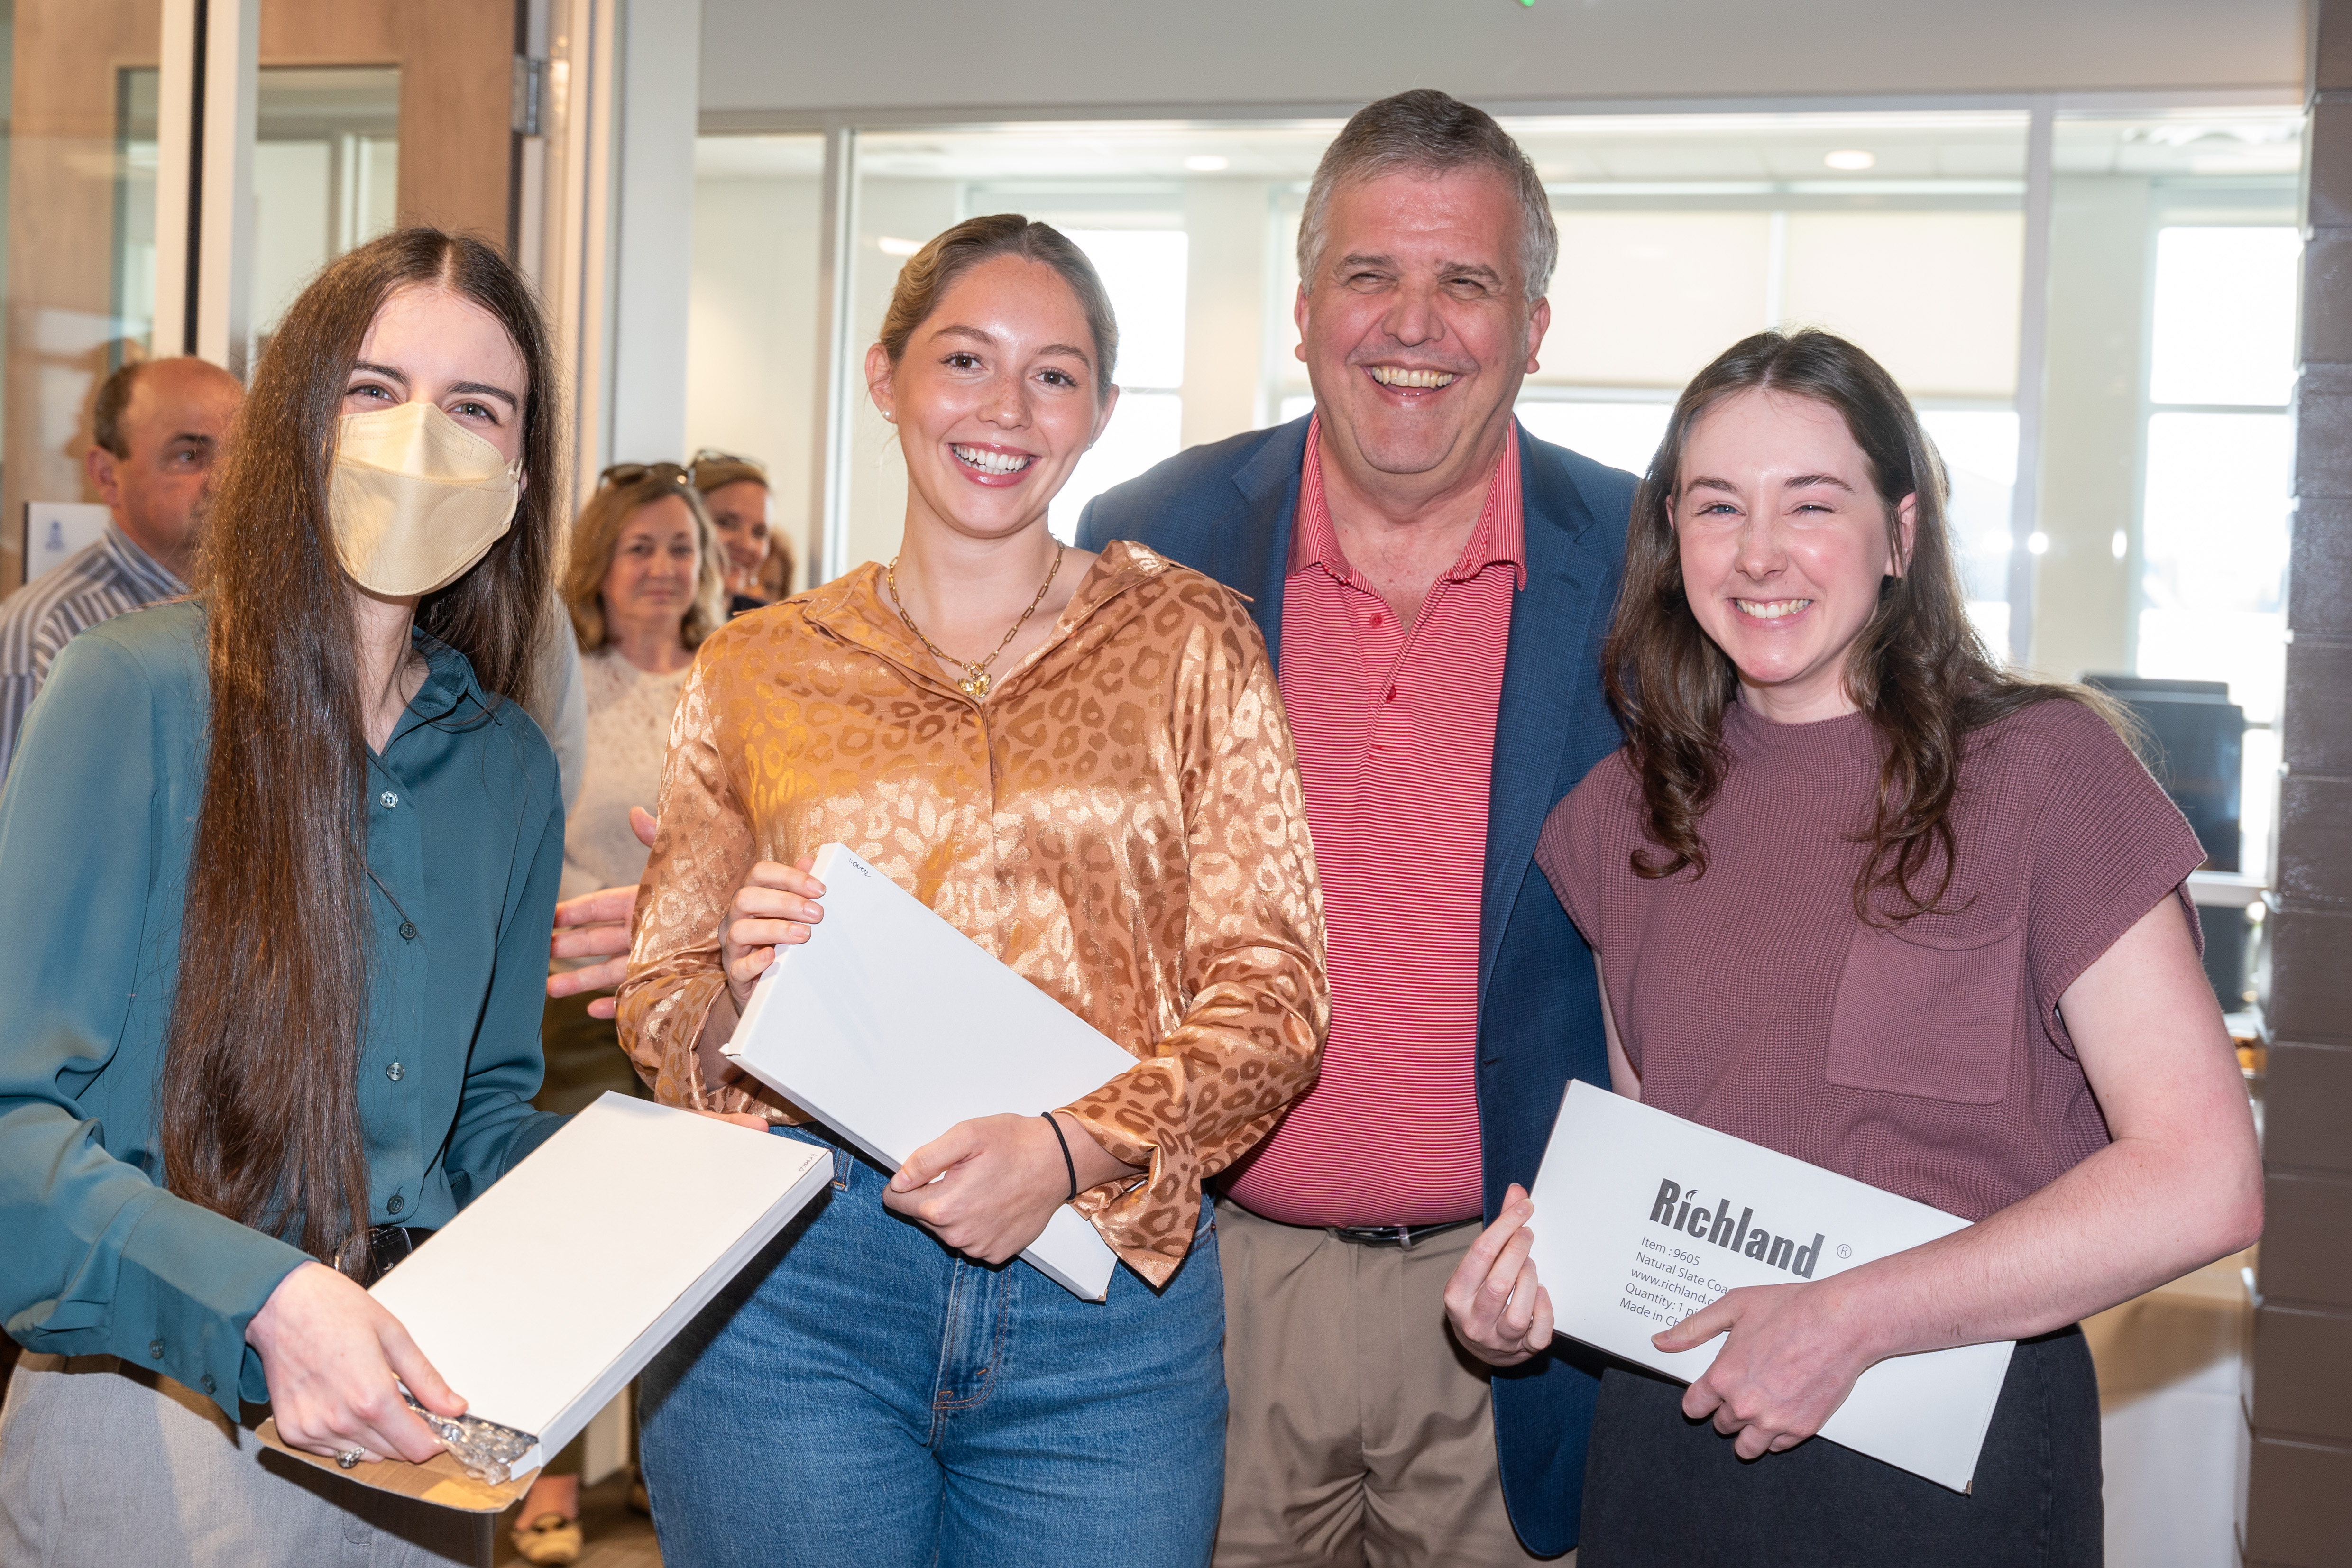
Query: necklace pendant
961 672 990 697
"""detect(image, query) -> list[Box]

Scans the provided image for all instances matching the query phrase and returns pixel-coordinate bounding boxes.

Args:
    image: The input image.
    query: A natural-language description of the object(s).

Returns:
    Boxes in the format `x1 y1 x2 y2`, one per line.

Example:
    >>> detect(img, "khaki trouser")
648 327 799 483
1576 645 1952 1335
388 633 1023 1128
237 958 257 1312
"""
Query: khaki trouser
1213 1199 1571 1566
0 1352 488 1568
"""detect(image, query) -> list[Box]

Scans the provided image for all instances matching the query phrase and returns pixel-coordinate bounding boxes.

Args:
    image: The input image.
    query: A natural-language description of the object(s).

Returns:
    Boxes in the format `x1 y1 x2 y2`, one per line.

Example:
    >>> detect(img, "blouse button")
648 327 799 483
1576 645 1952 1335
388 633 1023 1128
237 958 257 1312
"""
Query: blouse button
386 1061 404 1082
398 921 417 941
200 1373 216 1395
380 791 398 808
148 1339 165 1360
387 1193 405 1216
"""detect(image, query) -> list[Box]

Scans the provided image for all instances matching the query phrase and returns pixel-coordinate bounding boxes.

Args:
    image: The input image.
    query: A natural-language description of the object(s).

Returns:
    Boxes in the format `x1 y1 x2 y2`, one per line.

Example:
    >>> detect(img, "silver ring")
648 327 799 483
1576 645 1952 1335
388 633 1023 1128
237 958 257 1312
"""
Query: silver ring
336 1449 365 1469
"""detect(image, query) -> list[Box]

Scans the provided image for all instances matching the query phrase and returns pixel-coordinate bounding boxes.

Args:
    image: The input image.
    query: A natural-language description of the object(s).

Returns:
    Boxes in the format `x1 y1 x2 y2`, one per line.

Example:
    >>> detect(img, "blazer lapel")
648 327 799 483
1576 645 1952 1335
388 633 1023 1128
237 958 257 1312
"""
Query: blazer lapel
1220 416 1309 665
1479 426 1619 999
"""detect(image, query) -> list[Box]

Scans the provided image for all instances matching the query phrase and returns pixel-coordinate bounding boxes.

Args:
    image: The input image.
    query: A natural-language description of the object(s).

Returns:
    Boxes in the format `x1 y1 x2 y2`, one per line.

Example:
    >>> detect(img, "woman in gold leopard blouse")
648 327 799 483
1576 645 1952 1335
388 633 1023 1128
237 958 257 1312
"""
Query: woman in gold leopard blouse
617 215 1328 1568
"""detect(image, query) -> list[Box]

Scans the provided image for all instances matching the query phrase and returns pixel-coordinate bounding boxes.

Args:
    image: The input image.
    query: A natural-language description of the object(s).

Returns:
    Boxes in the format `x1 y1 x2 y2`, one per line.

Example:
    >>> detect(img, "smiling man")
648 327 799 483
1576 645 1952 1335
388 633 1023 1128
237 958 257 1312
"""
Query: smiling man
1078 91 1635 1565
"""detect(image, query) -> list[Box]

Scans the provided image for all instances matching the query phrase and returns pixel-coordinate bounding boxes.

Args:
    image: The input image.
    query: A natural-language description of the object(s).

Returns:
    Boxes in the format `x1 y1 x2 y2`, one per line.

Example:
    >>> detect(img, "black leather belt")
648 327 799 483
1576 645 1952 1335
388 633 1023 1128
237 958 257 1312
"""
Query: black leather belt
1328 1220 1478 1250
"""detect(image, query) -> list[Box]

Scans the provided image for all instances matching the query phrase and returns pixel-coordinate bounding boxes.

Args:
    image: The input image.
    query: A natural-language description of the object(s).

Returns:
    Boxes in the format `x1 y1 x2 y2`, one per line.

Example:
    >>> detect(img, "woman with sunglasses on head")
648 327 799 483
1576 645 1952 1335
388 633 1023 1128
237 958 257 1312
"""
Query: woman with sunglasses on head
1444 330 2261 1567
688 449 790 614
0 229 590 1565
618 214 1329 1568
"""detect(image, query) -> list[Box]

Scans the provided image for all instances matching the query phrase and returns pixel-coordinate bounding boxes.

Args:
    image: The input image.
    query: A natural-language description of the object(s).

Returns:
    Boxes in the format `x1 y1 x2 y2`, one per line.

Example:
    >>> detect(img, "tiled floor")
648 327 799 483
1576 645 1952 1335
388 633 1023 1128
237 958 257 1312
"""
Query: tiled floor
492 1473 660 1568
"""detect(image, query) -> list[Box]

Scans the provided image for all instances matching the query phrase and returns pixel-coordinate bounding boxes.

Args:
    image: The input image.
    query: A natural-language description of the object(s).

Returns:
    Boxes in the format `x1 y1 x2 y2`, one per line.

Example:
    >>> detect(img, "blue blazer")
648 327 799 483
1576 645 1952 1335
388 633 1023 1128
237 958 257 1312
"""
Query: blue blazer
1076 415 1635 1558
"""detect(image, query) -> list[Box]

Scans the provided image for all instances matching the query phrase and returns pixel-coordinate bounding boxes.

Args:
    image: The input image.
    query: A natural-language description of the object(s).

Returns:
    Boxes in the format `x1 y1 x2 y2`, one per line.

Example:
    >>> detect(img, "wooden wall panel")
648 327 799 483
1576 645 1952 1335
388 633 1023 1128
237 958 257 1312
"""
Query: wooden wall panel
260 0 517 245
0 0 519 591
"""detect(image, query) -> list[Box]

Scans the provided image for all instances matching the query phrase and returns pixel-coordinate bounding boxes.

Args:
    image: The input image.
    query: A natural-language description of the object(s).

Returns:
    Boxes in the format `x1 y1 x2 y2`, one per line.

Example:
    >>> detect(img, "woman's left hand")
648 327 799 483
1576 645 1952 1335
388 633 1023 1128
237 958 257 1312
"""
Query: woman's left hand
1654 1277 1875 1459
882 1112 1089 1265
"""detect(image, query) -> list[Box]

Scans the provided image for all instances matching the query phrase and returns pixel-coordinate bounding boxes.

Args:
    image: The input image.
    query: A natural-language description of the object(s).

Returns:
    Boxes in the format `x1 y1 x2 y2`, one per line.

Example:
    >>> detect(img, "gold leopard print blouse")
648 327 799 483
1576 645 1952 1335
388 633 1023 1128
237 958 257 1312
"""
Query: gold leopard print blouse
616 540 1329 1284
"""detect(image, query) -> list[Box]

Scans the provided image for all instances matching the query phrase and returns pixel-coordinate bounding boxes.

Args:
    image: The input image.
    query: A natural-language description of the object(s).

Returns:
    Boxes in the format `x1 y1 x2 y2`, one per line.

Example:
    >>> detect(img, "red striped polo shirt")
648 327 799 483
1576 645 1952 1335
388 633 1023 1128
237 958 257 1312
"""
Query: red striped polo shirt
1224 415 1522 1228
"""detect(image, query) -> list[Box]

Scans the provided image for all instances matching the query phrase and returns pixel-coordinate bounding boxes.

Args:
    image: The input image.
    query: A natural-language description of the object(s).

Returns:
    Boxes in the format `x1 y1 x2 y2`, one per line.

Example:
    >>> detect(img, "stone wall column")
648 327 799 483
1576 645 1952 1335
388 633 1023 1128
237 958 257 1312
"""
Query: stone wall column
2242 5 2352 1564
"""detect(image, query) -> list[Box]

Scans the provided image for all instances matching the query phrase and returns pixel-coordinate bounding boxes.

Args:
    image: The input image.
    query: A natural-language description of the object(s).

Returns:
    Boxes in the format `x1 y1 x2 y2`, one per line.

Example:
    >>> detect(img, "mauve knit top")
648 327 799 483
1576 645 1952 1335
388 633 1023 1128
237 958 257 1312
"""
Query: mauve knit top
1535 696 2205 1223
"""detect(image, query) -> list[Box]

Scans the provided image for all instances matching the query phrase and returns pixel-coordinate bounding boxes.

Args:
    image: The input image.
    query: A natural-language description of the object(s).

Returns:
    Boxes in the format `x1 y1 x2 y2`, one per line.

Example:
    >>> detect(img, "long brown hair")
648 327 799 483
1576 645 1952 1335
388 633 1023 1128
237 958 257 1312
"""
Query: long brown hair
561 467 727 652
161 228 560 1269
1605 329 2119 921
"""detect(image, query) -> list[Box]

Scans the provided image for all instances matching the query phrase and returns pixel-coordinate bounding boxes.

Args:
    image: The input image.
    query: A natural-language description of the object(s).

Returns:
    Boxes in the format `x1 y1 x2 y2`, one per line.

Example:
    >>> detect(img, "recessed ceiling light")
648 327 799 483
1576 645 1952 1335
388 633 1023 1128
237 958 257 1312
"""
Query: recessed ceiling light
1183 155 1231 172
1823 149 1876 171
876 235 922 257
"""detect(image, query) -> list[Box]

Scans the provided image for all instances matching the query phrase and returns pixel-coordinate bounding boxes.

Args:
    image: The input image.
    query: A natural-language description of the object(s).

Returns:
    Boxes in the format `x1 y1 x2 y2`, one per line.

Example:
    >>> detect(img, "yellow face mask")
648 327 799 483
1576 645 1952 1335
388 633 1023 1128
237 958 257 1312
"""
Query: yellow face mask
327 400 523 597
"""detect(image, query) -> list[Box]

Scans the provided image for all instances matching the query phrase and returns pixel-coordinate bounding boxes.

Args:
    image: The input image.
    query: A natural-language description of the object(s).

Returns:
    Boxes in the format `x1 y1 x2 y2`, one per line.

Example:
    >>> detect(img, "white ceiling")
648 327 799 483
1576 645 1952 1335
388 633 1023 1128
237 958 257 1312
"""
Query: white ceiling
698 0 2304 120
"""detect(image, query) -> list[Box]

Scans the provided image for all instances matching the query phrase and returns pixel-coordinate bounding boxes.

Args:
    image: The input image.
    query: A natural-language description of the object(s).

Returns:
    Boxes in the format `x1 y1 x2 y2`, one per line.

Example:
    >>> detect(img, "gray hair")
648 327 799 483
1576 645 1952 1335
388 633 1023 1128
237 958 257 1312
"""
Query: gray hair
1297 89 1557 304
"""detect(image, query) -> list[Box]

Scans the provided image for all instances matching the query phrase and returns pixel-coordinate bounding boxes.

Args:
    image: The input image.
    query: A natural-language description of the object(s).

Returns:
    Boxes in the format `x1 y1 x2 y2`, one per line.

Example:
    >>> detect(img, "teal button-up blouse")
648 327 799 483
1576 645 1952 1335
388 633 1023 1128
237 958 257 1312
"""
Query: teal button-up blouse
0 600 565 1421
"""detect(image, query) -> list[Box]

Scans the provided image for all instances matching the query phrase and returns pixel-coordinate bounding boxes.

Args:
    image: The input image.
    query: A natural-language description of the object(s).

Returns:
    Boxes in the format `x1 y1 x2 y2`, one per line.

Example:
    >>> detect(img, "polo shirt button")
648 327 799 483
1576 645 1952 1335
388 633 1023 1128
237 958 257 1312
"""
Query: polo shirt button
387 1061 404 1081
149 1339 165 1359
200 1373 216 1394
1386 685 1398 702
387 1193 405 1215
380 791 398 808
398 921 417 941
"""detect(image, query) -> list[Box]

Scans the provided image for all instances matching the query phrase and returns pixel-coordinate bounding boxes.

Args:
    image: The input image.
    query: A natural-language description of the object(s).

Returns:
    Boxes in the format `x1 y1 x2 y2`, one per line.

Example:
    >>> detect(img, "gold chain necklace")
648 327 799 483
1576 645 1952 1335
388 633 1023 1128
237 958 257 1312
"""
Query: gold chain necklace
885 544 1065 699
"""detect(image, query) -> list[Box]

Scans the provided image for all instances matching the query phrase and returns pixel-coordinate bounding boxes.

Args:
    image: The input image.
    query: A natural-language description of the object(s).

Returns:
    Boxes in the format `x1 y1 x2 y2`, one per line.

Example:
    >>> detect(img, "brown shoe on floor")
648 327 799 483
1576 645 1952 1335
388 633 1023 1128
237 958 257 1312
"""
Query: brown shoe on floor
512 1512 584 1566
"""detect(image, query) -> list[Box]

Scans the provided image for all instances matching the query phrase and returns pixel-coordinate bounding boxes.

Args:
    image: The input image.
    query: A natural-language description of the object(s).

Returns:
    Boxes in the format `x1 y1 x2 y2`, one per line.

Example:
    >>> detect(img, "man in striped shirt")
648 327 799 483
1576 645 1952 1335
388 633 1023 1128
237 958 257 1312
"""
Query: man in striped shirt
1083 92 1635 1564
0 357 242 783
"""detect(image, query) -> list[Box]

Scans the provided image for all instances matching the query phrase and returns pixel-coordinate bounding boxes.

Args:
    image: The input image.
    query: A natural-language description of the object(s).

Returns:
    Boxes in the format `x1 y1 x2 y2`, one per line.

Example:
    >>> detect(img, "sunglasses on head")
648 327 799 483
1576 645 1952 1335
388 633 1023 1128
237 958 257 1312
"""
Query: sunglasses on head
598 461 692 488
689 449 768 478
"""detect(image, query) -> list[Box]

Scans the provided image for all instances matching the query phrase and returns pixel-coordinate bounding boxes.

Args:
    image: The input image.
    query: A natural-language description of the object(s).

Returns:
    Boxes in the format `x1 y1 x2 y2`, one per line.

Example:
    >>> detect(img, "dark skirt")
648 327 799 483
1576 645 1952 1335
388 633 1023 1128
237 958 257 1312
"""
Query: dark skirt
1579 1325 2102 1568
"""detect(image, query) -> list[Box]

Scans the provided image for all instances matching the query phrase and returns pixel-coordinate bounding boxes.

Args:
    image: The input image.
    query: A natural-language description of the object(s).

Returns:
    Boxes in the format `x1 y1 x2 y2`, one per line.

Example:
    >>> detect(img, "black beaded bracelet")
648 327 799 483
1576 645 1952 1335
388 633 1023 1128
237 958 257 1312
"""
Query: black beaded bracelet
1040 1111 1078 1201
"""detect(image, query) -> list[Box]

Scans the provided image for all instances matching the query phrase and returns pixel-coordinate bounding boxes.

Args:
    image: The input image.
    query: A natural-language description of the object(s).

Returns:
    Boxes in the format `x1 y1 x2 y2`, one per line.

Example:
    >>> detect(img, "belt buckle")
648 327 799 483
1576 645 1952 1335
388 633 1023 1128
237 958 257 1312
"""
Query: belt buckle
1333 1223 1415 1249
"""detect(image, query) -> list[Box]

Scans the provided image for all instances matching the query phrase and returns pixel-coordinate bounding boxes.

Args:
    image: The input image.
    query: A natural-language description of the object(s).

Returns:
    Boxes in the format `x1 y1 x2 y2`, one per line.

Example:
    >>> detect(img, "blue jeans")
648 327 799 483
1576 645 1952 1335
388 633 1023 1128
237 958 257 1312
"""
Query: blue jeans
638 1123 1227 1568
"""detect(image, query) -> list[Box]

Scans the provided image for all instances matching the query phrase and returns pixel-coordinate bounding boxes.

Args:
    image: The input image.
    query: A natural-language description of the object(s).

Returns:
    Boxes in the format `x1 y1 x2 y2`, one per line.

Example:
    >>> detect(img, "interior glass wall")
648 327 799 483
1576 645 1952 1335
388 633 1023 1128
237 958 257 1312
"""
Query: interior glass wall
248 66 400 363
1 0 164 591
686 105 2308 871
684 132 824 593
694 113 2036 603
2042 108 2302 881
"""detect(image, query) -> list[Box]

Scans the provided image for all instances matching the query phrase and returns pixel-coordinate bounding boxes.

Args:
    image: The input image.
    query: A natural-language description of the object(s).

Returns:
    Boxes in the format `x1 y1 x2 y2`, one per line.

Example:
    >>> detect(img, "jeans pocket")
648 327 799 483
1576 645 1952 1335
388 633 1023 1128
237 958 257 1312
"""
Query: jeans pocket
1825 914 2024 1104
769 1122 854 1189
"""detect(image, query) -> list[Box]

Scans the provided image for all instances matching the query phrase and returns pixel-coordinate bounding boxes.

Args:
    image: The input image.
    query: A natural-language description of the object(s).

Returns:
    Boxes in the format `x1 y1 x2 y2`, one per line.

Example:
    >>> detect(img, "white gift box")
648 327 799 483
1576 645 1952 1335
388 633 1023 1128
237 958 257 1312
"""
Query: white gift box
1527 1081 2016 1492
265 1093 832 1510
721 842 1136 1301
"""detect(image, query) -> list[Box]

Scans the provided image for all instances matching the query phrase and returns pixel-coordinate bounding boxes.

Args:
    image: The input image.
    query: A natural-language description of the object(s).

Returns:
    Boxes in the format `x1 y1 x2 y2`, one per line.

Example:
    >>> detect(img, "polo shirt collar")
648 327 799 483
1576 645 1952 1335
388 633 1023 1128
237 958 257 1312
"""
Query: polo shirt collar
1287 413 1527 590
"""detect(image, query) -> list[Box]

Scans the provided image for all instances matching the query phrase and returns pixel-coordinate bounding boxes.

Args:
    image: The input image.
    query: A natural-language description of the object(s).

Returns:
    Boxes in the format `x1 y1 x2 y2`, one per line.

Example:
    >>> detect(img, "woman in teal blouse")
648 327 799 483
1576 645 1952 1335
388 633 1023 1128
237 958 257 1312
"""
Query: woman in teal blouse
0 229 569 1566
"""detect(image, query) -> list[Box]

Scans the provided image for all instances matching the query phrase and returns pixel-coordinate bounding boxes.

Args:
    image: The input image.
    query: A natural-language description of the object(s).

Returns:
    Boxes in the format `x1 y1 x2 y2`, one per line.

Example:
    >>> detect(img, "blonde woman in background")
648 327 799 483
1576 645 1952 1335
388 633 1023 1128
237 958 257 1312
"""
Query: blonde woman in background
514 460 726 1565
689 449 793 614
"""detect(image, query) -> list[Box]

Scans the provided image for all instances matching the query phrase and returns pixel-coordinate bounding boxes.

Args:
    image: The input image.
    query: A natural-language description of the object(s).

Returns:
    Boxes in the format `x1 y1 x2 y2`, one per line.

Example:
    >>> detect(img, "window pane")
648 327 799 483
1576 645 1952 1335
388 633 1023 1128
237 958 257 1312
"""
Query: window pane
1050 390 1182 541
4 1 165 588
248 68 401 362
1511 400 1671 478
1063 230 1186 391
2137 410 2290 723
1541 212 1770 389
1780 211 2024 397
2148 227 2299 407
1915 408 2019 642
686 133 826 592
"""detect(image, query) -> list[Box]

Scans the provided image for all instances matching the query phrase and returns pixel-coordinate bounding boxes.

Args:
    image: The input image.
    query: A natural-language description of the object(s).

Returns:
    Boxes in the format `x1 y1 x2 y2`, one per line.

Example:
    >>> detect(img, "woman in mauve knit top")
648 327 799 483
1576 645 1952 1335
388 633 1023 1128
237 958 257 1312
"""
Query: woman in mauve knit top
1445 330 2260 1568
